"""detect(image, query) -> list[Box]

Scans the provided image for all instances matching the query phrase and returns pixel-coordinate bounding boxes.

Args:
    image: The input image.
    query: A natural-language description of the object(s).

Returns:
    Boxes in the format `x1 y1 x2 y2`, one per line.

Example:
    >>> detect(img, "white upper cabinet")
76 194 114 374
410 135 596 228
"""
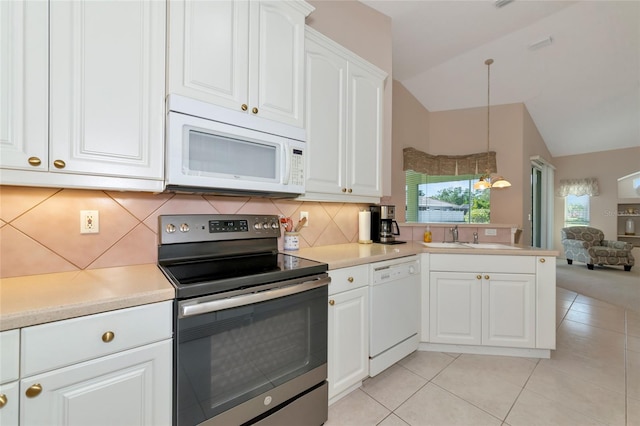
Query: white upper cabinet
0 0 48 171
168 0 313 128
301 27 386 203
0 0 165 192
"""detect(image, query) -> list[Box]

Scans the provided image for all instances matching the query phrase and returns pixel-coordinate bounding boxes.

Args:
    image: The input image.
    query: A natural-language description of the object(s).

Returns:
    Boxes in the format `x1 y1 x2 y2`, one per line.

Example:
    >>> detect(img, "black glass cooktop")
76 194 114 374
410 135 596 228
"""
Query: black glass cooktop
160 252 328 299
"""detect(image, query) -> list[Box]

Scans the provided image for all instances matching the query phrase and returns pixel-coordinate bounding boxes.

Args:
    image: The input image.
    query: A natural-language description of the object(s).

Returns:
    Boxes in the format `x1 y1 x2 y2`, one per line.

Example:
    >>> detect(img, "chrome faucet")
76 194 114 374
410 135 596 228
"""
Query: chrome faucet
450 225 459 243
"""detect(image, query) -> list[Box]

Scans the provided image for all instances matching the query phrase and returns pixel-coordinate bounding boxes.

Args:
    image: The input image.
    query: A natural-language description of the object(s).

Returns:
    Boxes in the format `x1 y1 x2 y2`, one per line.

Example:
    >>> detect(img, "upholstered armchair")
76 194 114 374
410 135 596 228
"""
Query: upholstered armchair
561 226 635 271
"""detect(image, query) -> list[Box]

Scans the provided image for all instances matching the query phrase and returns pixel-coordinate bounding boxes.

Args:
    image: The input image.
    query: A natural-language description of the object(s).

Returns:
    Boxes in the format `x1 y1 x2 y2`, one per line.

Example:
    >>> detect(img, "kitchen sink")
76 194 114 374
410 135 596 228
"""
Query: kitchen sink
421 242 521 250
421 242 467 248
463 243 521 249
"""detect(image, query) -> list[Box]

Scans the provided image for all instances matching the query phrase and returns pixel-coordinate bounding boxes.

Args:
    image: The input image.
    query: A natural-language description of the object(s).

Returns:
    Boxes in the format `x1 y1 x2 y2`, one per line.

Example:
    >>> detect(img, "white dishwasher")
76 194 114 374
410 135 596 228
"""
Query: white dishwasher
369 255 421 376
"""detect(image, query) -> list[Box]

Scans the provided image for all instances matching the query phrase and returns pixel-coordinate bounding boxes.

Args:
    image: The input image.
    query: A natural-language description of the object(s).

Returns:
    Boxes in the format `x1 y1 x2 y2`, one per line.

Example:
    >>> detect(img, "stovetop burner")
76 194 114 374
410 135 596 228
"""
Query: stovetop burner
157 214 328 299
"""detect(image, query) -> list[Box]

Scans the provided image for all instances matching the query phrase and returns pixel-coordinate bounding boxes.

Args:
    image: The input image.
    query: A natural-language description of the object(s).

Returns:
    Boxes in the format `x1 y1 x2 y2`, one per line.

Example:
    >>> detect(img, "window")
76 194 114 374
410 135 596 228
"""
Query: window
405 171 490 223
564 194 590 226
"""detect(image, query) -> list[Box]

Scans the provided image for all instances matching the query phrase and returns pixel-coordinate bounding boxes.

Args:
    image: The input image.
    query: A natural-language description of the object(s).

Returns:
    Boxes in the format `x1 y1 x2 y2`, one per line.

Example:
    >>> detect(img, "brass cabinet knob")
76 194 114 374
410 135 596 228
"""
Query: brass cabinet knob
476 275 482 280
252 107 258 114
341 188 347 193
329 299 335 306
484 275 490 280
102 331 115 343
0 393 7 408
347 277 354 283
241 104 248 111
348 188 353 193
539 258 546 263
25 384 42 398
28 157 42 167
53 159 66 169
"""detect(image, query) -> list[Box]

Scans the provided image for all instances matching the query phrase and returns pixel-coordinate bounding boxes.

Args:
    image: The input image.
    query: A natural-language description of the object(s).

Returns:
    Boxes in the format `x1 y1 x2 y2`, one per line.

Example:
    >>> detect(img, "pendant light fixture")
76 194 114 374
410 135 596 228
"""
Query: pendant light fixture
474 58 511 190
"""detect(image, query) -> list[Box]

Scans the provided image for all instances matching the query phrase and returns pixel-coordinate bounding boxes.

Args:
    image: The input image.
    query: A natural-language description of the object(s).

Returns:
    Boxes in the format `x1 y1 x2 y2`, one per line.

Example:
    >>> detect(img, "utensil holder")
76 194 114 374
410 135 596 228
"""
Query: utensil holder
283 232 300 250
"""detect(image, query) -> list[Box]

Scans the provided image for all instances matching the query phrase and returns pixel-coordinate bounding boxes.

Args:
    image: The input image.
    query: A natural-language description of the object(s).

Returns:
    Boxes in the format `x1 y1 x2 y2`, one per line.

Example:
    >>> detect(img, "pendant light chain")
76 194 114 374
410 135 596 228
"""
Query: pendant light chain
486 58 493 171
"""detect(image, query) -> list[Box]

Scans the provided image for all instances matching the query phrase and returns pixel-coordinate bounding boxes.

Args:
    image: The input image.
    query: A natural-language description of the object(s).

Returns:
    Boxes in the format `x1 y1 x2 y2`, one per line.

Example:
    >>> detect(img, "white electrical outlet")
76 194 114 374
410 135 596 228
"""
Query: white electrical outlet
80 210 99 234
300 211 309 226
484 228 497 236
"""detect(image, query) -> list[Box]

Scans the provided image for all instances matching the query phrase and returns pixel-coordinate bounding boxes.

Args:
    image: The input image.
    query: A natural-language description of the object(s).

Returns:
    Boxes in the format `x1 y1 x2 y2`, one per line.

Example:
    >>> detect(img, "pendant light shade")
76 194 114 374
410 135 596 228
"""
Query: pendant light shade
474 58 511 190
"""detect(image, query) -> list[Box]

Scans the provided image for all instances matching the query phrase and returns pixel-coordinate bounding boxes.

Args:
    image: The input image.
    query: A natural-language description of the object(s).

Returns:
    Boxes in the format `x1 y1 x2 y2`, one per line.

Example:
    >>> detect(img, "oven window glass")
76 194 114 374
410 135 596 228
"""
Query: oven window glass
176 285 327 425
188 130 277 180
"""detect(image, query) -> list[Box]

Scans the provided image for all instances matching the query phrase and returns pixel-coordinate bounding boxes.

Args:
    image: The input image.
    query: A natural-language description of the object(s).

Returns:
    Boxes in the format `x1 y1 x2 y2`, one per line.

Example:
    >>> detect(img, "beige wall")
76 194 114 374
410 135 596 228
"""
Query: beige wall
552 147 640 255
391 80 556 240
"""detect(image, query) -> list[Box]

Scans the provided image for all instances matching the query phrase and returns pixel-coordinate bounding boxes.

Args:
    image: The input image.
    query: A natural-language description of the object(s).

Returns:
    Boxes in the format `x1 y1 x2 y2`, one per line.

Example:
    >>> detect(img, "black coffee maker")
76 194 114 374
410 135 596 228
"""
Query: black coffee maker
369 205 404 244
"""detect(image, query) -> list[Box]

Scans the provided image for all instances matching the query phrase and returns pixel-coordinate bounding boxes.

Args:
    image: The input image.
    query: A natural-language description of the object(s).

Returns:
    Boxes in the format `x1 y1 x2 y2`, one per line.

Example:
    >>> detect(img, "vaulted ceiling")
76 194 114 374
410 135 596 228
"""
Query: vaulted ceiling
361 0 640 158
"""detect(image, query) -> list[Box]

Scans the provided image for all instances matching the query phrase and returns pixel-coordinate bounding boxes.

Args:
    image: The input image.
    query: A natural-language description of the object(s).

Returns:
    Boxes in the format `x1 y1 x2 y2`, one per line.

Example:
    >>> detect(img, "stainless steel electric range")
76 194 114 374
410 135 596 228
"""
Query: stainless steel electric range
157 214 330 426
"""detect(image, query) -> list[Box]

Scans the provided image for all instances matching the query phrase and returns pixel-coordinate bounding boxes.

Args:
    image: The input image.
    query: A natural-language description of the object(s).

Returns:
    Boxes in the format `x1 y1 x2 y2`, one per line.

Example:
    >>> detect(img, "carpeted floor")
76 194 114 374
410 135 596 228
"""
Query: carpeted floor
555 257 639 312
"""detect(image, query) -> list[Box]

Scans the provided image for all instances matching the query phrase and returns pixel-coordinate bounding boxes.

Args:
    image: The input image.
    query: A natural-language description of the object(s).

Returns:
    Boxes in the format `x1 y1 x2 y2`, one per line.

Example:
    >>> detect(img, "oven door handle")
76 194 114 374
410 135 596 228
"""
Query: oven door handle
180 276 331 317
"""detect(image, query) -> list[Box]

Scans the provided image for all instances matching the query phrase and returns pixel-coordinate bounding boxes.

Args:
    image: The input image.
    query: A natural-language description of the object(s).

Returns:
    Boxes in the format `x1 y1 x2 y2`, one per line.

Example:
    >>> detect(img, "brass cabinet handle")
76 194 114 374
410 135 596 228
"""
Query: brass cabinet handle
476 275 482 280
53 159 66 169
25 384 42 398
341 188 347 193
102 331 115 343
251 107 258 114
329 299 335 306
28 157 42 167
484 275 490 280
347 277 354 283
539 258 546 263
348 188 353 193
0 393 7 408
241 104 248 111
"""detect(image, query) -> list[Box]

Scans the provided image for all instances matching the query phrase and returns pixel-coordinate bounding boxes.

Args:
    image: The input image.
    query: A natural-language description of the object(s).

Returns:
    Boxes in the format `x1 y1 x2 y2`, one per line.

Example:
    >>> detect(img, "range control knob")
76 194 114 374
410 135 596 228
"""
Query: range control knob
180 223 190 233
271 222 279 229
166 224 176 234
254 222 262 230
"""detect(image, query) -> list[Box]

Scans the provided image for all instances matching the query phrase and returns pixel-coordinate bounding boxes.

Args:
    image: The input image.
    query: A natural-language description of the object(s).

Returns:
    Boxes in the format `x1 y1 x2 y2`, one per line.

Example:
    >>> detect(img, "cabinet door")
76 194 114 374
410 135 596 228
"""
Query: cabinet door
303 36 347 195
20 340 172 426
168 0 250 111
0 381 19 426
327 287 369 401
49 0 164 179
429 272 481 345
345 61 383 197
250 1 308 127
0 0 48 171
482 273 536 348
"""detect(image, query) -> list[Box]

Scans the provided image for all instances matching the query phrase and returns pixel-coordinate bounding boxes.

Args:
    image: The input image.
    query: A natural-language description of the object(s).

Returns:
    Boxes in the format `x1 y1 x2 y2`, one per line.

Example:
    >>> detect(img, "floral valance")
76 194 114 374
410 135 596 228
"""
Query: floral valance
403 147 496 176
556 178 600 197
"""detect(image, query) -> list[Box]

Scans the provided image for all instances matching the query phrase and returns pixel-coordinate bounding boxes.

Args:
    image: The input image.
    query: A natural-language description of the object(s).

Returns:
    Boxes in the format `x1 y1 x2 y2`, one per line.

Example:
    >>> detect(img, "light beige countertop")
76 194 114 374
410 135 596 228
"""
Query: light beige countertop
0 264 174 331
294 242 558 270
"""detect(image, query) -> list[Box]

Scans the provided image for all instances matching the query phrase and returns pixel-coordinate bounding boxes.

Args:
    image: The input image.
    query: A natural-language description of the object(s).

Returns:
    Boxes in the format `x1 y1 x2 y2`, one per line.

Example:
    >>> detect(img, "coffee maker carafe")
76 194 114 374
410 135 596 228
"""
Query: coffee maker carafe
369 205 403 244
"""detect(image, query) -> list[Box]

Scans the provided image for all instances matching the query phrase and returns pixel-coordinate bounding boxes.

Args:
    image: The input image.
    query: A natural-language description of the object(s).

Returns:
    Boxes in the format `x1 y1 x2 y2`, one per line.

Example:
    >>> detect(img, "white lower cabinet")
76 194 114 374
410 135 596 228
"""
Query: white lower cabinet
0 329 20 425
429 272 535 348
426 254 555 353
17 301 173 425
20 341 171 426
327 266 369 403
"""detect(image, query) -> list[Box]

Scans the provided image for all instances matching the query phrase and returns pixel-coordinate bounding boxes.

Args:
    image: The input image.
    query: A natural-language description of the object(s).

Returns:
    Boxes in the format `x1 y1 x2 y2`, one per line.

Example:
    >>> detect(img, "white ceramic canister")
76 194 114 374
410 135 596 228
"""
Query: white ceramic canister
625 218 635 235
283 232 300 250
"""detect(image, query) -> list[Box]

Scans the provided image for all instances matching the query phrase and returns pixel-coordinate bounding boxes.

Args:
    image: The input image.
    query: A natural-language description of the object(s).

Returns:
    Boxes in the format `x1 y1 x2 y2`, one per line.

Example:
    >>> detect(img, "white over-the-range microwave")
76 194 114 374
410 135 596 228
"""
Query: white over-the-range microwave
165 95 306 197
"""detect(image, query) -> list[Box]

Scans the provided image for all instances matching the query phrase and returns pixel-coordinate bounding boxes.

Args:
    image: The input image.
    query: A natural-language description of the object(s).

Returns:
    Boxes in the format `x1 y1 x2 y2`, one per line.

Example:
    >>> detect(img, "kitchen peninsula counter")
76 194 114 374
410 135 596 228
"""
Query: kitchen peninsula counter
295 241 558 270
0 264 174 331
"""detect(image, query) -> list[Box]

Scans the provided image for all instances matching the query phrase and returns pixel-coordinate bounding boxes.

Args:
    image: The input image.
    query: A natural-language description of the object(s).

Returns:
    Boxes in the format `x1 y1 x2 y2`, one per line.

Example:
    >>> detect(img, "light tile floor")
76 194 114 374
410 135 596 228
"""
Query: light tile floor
326 287 639 425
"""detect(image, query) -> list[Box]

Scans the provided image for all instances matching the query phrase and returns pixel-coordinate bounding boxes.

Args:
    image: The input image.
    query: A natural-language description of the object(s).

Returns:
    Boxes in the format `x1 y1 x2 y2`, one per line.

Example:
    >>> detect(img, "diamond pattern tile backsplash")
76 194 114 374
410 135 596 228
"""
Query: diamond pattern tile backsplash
0 186 372 278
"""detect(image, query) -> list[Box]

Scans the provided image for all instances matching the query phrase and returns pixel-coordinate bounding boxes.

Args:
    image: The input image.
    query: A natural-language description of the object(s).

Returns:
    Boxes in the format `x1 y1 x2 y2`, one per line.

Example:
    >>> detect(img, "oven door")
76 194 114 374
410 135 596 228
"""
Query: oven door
175 275 329 426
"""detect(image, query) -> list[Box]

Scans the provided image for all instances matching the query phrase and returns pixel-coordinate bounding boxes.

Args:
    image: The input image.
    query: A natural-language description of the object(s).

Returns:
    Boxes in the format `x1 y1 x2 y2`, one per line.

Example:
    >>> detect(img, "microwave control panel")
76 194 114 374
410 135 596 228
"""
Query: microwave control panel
289 148 304 187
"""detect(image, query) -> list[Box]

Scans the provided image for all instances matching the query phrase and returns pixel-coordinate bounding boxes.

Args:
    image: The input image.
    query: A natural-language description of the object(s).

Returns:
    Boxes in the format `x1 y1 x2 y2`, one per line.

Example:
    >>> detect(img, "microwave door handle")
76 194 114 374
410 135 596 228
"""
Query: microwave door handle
283 143 291 185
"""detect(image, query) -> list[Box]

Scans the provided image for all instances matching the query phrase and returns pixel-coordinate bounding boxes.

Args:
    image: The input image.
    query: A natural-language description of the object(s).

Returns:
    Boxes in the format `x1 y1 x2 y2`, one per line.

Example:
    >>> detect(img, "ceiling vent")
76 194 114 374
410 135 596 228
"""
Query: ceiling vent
494 0 515 8
528 36 554 50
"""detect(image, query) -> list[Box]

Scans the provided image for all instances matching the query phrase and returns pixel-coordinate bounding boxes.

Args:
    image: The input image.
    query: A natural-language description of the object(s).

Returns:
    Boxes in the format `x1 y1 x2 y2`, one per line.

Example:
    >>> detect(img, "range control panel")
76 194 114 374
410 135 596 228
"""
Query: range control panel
159 214 281 244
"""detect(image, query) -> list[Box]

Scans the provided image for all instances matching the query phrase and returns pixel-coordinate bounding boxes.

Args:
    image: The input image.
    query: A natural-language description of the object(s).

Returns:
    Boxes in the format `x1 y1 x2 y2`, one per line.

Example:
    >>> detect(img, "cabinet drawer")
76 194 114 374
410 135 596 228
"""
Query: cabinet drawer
430 254 536 274
328 265 369 295
21 301 172 376
0 330 20 384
